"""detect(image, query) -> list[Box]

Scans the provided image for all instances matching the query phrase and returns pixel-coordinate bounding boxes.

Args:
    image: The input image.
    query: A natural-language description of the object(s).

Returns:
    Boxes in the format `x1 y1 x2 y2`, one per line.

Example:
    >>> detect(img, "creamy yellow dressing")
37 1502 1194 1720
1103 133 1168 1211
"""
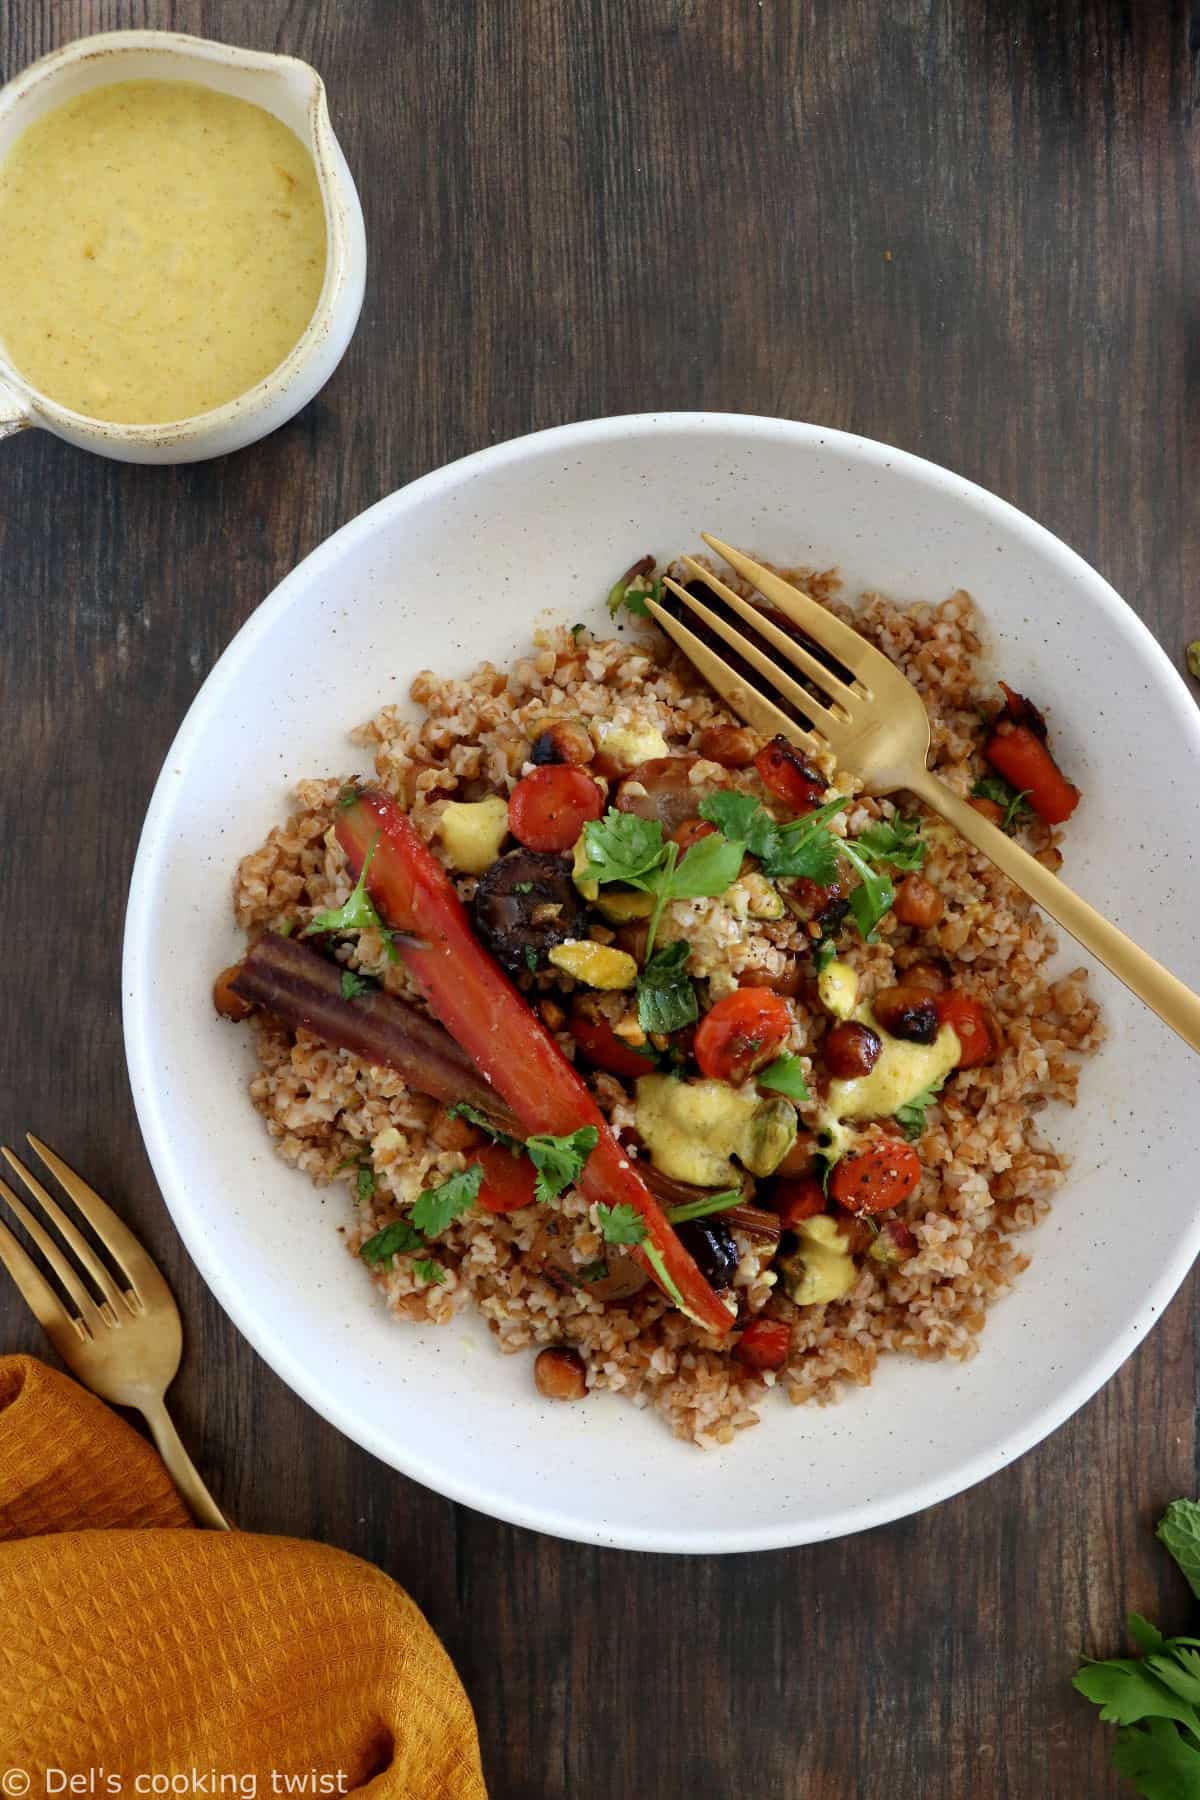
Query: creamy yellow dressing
816 1006 960 1155
0 81 327 423
634 1075 761 1188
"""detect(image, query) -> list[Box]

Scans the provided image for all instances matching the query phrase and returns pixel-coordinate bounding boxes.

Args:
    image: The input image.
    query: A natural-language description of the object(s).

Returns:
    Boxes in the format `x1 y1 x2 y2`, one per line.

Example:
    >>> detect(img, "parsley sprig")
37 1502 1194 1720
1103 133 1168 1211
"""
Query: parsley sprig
579 810 744 955
972 775 1032 833
1075 1499 1200 1795
526 1126 599 1204
304 833 399 962
894 1077 945 1142
637 941 698 1034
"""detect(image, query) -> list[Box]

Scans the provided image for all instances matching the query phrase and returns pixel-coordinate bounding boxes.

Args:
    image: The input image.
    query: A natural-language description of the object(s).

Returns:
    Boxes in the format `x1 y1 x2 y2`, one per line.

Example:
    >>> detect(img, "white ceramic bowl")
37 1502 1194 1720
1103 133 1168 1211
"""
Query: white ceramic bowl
124 414 1200 1551
0 32 365 464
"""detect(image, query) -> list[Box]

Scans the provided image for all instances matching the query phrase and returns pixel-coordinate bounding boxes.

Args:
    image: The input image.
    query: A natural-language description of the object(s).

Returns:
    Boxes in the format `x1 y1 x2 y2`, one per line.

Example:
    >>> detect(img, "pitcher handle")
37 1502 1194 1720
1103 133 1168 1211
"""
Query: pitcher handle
0 377 31 439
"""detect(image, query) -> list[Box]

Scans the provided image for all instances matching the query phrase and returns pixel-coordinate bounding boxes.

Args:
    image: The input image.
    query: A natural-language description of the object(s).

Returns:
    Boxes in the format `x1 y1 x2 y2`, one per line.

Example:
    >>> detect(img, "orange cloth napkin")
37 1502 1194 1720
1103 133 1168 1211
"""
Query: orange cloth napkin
0 1357 486 1795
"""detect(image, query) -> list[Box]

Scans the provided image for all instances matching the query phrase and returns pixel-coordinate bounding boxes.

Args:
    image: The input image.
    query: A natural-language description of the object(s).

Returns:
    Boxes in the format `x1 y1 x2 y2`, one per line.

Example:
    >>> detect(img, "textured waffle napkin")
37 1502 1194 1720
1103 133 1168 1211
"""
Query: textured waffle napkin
0 1356 486 1795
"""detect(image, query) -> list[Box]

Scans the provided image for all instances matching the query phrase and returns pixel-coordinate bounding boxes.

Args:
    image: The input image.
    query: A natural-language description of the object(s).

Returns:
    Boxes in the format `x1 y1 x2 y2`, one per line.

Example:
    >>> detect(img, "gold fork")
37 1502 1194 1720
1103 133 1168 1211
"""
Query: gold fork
0 1135 229 1529
650 534 1200 1053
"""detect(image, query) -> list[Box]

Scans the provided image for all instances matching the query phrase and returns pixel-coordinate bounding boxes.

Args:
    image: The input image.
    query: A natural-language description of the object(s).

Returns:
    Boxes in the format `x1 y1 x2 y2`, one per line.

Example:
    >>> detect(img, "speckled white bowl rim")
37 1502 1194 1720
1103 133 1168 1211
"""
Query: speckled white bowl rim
123 413 1200 1552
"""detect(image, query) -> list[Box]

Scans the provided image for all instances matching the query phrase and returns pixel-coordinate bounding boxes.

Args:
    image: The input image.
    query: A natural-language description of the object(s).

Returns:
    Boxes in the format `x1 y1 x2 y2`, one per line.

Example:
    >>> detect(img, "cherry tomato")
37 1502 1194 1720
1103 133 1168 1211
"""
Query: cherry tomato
569 1002 657 1080
508 765 602 853
694 990 792 1085
934 992 998 1069
734 1316 792 1371
768 1175 827 1228
476 1142 538 1214
754 736 828 813
830 1140 922 1215
670 817 717 852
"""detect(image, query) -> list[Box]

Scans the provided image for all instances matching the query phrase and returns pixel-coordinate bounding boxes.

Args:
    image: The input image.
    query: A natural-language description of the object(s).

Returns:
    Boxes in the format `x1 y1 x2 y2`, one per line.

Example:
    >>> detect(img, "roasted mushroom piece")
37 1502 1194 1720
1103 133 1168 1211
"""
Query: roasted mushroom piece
472 849 580 975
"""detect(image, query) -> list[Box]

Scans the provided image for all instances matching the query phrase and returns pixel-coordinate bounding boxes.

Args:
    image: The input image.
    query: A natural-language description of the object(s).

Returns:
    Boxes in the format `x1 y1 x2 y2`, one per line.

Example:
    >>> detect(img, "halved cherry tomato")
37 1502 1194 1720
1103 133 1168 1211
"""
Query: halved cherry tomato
768 1175 827 1228
508 765 602 852
476 1141 539 1214
670 817 717 852
694 990 792 1084
934 992 998 1068
734 1316 792 1371
754 736 828 813
569 1001 656 1080
830 1140 922 1214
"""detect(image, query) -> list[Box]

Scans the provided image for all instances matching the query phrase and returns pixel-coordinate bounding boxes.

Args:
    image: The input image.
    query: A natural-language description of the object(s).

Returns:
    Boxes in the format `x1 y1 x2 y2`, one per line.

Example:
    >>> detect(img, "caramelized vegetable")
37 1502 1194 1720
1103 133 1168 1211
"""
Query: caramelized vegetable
934 991 998 1068
229 932 517 1129
508 765 603 853
754 736 828 812
336 788 735 1335
830 1140 922 1215
984 683 1080 824
734 1317 792 1371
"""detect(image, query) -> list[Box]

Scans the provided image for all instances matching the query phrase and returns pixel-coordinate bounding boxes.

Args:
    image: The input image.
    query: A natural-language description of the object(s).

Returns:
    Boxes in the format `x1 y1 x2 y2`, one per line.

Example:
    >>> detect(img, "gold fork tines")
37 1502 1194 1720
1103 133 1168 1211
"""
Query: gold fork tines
0 1136 229 1528
650 536 1200 1053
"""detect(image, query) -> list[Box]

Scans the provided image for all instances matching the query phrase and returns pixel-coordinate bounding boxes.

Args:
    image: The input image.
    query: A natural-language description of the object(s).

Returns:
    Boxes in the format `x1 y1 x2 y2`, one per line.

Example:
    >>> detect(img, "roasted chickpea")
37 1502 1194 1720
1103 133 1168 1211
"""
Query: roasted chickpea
530 719 595 766
872 985 939 1044
892 874 945 929
738 959 804 997
697 724 759 767
824 1019 883 1079
534 1346 588 1401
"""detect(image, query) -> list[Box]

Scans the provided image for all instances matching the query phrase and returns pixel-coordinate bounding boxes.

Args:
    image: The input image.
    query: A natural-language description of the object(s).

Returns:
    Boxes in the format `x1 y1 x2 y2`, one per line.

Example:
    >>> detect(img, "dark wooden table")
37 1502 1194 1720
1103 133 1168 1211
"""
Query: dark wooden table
3 3 1197 1794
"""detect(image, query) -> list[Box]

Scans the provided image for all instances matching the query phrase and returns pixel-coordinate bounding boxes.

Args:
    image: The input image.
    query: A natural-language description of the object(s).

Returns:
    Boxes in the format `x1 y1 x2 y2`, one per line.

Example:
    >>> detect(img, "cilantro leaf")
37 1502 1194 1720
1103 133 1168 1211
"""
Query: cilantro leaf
840 840 895 941
596 1202 648 1246
581 807 745 956
360 1218 425 1266
411 1164 483 1236
665 1187 743 1225
303 832 395 951
637 940 699 1034
413 1257 446 1286
355 1163 376 1203
1111 1716 1200 1795
447 1101 524 1153
894 1076 946 1142
671 830 747 897
607 569 663 618
972 774 1033 833
697 791 761 841
526 1126 599 1204
855 815 925 872
524 945 539 973
1158 1502 1200 1601
580 811 669 886
757 1052 810 1101
815 939 837 972
340 969 372 1000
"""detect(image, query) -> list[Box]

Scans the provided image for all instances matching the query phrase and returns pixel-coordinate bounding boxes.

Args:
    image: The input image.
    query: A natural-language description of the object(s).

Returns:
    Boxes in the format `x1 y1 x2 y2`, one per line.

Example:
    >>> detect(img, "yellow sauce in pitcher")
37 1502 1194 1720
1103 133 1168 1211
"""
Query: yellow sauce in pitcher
0 80 327 423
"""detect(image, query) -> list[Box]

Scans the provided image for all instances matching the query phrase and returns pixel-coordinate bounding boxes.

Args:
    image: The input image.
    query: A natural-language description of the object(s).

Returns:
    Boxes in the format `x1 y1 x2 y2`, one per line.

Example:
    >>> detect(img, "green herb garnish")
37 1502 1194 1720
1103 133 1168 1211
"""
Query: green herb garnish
665 1188 743 1225
512 881 534 894
355 1163 376 1203
410 1164 483 1236
524 945 540 973
972 775 1032 833
637 940 698 1034
413 1258 447 1286
526 1126 599 1204
698 791 851 883
815 939 837 973
607 571 663 618
757 1052 810 1101
894 1077 945 1142
596 1202 649 1246
839 840 895 942
854 815 926 871
1075 1499 1200 1794
359 1218 425 1266
303 833 398 961
579 809 743 956
340 969 372 1000
447 1102 524 1153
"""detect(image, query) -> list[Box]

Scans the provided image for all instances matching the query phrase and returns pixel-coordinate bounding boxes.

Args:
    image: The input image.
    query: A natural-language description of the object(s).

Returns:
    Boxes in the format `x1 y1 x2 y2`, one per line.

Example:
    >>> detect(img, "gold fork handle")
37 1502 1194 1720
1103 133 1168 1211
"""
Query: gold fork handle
909 767 1200 1053
139 1397 231 1531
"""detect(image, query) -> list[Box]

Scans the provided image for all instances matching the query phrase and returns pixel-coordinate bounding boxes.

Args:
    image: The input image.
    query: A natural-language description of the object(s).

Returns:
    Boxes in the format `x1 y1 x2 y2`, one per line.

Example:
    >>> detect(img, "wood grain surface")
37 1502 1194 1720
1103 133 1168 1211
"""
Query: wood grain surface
2 2 1198 1794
